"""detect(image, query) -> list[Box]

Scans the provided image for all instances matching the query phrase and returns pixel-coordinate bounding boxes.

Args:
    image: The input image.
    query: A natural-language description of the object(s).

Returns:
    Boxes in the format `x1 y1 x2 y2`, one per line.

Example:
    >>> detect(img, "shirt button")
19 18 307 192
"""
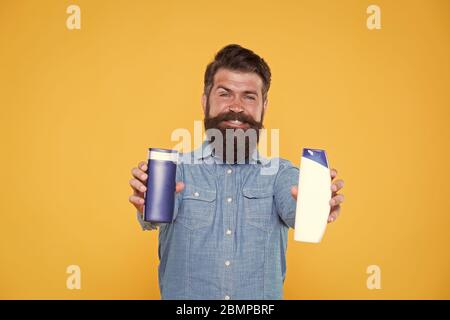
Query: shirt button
227 197 232 203
225 260 230 266
193 192 199 197
225 295 230 300
226 229 232 235
227 169 232 174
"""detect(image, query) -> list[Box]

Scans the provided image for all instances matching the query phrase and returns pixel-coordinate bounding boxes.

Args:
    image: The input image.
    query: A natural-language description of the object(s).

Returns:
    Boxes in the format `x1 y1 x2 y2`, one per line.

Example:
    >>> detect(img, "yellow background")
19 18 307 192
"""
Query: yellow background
0 0 449 299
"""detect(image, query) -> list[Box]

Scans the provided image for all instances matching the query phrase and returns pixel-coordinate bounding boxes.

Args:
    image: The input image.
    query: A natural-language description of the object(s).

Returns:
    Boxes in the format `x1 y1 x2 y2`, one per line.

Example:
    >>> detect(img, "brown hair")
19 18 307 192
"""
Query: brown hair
203 44 272 102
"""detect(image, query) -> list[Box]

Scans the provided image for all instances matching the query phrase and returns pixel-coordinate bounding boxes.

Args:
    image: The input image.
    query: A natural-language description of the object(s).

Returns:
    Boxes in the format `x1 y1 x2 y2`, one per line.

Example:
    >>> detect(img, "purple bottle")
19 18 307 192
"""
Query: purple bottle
143 148 178 223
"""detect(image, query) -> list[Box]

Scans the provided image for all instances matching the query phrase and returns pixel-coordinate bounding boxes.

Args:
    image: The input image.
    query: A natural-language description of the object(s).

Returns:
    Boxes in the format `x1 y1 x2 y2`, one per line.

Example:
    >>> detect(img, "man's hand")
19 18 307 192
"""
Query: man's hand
290 168 345 224
129 161 185 214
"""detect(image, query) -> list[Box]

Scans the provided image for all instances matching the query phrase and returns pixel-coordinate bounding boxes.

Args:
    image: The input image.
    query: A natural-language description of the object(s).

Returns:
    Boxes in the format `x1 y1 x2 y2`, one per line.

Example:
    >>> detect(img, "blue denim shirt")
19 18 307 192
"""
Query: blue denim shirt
137 141 299 300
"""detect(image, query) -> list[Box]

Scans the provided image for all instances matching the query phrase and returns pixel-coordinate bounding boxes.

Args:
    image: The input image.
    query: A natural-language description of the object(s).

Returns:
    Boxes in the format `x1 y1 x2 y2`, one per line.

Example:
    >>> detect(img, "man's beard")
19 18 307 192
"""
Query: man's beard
203 100 264 164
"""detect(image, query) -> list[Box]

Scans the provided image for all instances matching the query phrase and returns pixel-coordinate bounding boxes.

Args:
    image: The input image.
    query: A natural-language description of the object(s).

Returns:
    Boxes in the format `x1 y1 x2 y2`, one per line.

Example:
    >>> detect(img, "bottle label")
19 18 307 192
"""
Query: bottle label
148 150 178 162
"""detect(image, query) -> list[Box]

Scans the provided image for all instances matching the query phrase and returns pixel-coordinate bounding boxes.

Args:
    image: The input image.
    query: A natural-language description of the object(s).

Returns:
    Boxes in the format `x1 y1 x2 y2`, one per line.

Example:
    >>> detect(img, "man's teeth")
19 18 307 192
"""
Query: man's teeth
230 120 243 124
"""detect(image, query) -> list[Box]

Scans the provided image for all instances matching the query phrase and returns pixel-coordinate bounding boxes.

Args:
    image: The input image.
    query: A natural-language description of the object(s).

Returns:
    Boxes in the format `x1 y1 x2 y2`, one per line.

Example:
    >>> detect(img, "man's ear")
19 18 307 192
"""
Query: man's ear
201 94 207 114
263 98 269 113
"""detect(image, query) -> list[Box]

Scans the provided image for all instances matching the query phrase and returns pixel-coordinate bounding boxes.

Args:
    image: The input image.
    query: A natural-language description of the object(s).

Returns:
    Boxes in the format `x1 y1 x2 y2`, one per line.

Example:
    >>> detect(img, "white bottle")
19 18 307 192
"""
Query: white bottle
294 148 332 243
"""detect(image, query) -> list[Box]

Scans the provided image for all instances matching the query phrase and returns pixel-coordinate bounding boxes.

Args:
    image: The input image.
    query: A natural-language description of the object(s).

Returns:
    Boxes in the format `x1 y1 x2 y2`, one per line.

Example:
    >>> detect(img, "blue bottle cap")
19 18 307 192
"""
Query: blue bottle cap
302 148 329 168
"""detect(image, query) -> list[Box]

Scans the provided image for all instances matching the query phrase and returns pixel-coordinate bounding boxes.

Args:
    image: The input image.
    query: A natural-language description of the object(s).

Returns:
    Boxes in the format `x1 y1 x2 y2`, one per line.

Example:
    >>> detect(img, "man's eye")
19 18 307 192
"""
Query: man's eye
245 95 256 100
219 93 229 97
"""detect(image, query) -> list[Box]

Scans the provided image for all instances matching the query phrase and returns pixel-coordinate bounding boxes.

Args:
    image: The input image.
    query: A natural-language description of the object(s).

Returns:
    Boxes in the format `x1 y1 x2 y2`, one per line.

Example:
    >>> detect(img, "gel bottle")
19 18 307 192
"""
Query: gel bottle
294 148 332 243
143 148 178 223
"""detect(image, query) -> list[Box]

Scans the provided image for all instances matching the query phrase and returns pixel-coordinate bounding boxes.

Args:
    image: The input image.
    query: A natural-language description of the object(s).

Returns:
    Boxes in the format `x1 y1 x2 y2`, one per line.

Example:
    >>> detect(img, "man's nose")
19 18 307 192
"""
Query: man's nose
228 104 244 113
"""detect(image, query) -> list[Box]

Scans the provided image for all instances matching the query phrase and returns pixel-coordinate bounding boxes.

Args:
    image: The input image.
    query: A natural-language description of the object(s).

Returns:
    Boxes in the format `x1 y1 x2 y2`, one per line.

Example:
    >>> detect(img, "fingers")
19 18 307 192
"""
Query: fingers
176 182 185 193
131 166 148 183
129 194 145 205
130 161 148 195
129 195 144 213
328 168 343 223
331 179 344 192
138 161 147 172
129 178 146 194
290 186 298 200
329 194 345 206
328 205 341 223
330 168 337 180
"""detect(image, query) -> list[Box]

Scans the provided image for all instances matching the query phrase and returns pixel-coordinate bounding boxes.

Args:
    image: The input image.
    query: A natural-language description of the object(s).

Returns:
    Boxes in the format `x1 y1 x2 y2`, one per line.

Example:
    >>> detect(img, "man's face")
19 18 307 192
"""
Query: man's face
202 68 268 162
202 68 267 128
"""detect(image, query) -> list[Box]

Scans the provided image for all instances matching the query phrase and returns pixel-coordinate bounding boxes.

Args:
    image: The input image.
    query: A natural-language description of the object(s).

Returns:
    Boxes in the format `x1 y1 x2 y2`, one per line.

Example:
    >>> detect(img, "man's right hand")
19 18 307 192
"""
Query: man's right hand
129 161 185 214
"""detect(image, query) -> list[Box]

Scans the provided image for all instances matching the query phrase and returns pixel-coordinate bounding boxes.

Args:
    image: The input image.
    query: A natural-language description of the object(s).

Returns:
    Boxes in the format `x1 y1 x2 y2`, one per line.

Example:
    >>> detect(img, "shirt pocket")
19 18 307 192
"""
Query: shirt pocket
176 184 217 230
242 187 274 232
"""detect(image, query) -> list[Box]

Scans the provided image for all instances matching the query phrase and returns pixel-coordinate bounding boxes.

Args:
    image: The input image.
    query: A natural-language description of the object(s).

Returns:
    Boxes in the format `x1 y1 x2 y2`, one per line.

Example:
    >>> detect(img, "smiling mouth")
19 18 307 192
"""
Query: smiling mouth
221 120 249 129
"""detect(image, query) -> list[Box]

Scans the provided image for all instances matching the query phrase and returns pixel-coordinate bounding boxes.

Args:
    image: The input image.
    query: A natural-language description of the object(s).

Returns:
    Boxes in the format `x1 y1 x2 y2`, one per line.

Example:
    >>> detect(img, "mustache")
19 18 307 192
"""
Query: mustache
204 111 262 128
203 109 264 163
